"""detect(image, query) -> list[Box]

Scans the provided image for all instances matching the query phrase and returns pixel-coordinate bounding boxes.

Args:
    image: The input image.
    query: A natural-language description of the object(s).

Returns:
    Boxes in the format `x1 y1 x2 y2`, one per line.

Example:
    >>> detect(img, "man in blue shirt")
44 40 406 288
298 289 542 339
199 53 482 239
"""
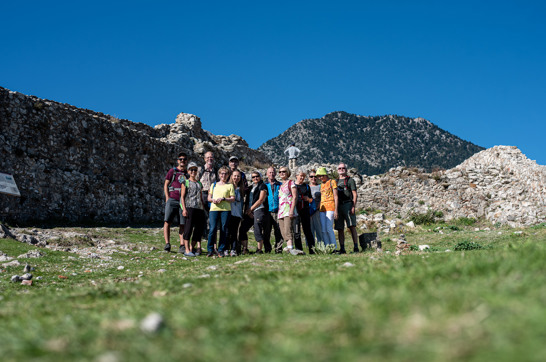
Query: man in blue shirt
263 166 284 253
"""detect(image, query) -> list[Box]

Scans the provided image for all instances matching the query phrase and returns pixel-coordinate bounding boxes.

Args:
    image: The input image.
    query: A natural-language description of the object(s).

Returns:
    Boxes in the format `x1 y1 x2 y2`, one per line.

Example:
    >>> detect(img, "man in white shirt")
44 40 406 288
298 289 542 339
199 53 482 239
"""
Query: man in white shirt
284 143 301 170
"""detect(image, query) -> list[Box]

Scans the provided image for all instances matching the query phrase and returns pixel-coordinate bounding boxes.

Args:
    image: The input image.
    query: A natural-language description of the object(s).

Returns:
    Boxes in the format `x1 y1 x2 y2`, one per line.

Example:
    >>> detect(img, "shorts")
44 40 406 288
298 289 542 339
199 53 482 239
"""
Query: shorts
335 201 356 230
164 198 185 225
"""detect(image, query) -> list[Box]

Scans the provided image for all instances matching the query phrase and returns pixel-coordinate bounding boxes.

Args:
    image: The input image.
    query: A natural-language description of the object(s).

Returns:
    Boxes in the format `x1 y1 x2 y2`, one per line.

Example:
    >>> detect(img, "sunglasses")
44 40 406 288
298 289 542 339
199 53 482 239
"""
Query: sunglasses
252 175 260 179
309 176 316 178
279 170 287 173
338 167 346 170
178 158 187 161
189 169 198 172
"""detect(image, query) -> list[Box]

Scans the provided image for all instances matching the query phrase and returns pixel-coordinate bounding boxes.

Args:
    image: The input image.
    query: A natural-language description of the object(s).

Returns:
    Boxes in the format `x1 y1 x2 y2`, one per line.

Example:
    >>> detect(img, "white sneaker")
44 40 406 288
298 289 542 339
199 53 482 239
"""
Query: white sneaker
224 250 229 257
230 250 237 257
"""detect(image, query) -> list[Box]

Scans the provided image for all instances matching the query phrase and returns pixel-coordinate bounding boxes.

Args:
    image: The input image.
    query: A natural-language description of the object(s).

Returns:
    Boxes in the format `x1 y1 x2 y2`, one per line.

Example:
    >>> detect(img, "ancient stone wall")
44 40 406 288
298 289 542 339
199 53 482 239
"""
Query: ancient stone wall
2 86 544 227
299 147 545 227
0 87 270 224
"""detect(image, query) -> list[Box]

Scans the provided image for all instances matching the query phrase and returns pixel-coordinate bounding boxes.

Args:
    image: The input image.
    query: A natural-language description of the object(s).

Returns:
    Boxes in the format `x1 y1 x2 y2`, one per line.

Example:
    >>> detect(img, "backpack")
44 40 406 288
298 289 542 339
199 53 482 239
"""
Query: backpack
296 183 310 211
168 168 187 193
337 177 352 202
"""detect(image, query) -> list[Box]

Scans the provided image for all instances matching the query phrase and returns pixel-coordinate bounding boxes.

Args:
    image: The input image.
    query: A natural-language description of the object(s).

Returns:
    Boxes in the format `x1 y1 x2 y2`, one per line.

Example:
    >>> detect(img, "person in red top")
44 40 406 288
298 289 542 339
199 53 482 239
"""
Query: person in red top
163 152 189 252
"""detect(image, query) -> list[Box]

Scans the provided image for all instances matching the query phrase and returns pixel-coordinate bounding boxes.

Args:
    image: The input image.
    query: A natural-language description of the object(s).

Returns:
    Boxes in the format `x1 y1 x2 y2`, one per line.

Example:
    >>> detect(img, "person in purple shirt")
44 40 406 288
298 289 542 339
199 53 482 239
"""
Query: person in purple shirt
163 152 189 253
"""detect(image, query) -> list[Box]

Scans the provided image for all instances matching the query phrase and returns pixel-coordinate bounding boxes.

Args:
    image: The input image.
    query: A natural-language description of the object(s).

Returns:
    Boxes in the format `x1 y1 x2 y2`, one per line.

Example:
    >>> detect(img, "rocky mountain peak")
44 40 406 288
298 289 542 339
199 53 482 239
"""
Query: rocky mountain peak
259 112 484 175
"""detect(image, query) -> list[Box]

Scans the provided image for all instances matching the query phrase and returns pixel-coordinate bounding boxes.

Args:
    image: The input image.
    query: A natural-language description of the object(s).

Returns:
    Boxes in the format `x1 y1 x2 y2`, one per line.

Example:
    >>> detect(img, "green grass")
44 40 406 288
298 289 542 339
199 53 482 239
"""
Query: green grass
0 224 545 361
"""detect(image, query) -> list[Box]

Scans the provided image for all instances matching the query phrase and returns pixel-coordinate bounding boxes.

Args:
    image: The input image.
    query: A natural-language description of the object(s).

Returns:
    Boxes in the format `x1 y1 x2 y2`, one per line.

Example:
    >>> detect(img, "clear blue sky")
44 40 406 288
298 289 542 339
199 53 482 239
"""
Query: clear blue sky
2 0 545 165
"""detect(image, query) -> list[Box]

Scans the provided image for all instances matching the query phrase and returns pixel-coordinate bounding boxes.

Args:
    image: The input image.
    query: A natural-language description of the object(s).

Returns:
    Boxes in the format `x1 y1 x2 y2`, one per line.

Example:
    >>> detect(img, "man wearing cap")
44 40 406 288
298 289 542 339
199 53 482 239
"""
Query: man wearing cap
284 143 301 170
335 163 359 254
163 152 189 252
228 156 247 187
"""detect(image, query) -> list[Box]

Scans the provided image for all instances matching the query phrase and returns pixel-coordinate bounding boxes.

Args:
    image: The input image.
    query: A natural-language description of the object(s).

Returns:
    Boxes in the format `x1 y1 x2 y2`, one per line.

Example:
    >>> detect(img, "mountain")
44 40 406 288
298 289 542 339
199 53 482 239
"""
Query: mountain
258 111 484 175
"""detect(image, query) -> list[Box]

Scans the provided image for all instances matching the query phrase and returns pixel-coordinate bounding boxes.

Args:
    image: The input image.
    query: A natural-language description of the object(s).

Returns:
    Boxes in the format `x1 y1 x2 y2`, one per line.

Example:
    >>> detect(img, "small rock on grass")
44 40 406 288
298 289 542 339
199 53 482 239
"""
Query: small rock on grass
342 262 354 267
21 273 32 280
183 283 192 288
11 275 22 283
140 312 163 333
290 249 305 255
17 250 44 259
3 260 21 267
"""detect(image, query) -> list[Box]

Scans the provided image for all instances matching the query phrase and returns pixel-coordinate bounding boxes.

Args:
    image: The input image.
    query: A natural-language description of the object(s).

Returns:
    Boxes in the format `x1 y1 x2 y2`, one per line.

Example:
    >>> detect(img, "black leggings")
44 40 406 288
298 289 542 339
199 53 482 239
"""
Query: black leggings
183 208 206 241
227 215 241 252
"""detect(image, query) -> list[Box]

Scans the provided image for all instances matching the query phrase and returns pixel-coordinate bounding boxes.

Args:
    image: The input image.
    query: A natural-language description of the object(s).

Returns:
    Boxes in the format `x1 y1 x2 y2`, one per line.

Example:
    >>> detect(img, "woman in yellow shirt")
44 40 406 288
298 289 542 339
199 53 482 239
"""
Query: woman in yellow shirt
207 166 235 257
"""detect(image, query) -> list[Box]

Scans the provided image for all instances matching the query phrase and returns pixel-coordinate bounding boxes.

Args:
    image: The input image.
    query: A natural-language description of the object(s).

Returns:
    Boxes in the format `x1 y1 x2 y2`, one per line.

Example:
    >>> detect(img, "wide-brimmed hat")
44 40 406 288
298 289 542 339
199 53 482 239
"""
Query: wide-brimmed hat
316 167 328 176
187 162 199 170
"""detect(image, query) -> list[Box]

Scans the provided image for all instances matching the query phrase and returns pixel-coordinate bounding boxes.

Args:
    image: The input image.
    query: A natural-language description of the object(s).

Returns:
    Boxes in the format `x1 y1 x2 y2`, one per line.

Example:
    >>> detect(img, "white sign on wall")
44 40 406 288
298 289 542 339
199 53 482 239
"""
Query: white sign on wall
0 172 21 197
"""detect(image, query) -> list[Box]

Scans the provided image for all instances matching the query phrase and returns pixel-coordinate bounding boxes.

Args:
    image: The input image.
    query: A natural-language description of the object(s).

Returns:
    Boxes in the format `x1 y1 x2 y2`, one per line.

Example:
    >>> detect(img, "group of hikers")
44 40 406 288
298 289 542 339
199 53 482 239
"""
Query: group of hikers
163 148 360 257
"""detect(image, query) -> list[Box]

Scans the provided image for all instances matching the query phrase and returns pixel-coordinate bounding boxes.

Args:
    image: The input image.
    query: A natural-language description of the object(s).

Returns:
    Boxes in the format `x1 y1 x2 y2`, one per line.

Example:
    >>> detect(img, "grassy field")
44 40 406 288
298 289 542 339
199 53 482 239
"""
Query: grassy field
0 221 545 362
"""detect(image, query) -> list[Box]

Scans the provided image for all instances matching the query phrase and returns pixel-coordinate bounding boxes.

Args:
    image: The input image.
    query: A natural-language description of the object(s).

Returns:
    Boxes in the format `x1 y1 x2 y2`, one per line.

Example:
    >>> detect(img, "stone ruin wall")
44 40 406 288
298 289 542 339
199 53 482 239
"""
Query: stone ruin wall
365 146 545 227
0 87 270 224
300 146 545 227
2 87 545 227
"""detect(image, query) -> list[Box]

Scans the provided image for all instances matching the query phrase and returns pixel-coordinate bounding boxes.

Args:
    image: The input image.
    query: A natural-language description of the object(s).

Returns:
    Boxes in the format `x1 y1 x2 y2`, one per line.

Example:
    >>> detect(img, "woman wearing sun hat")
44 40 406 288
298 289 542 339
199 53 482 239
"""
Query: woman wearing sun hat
316 167 338 248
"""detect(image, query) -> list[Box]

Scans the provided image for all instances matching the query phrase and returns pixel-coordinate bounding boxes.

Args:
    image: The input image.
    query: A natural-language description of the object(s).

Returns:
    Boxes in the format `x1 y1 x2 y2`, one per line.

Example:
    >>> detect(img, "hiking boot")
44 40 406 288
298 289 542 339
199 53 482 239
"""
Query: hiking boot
184 252 196 257
337 249 347 254
164 243 171 252
256 249 264 255
230 250 237 257
352 245 360 253
207 252 214 257
242 248 249 255
194 249 201 256
178 245 186 254
224 250 229 257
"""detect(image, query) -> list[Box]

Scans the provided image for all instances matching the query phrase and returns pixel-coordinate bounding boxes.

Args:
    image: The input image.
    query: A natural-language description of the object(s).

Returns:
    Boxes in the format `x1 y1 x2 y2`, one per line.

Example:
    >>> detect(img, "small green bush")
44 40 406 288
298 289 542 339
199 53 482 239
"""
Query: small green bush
454 240 484 251
409 210 444 225
313 242 336 254
454 217 477 226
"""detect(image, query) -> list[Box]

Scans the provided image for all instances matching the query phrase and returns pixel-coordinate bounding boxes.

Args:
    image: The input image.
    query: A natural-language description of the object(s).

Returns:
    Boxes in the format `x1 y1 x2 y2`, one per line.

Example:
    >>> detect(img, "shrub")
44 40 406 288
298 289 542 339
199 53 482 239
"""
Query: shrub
454 217 477 226
409 210 444 225
454 240 484 251
313 242 336 255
